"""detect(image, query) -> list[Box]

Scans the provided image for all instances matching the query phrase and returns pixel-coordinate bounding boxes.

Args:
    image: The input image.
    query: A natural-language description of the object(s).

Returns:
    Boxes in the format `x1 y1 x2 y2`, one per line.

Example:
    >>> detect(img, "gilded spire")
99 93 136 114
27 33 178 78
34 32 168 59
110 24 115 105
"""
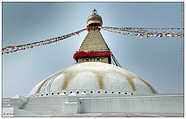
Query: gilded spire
73 10 111 64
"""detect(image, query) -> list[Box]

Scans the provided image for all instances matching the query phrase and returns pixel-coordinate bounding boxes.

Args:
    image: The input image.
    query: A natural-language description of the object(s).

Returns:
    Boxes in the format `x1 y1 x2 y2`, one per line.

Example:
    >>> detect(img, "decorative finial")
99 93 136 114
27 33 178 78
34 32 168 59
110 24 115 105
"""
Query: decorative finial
92 9 97 15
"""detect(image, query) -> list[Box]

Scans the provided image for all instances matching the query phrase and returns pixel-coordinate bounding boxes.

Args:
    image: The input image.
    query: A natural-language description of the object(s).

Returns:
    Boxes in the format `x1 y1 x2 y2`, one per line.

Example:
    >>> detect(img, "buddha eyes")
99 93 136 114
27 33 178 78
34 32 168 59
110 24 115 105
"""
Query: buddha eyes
83 58 89 61
96 58 102 61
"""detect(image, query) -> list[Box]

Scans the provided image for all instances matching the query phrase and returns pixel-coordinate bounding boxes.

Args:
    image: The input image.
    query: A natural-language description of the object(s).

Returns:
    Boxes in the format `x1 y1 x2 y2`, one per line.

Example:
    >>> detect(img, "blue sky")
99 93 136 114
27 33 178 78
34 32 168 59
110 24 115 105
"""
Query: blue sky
2 2 184 97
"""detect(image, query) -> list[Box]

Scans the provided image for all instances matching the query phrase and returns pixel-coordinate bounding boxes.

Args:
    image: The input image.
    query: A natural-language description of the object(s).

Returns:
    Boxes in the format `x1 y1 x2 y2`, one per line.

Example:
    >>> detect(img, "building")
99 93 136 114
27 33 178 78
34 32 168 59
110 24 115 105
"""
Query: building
2 9 184 117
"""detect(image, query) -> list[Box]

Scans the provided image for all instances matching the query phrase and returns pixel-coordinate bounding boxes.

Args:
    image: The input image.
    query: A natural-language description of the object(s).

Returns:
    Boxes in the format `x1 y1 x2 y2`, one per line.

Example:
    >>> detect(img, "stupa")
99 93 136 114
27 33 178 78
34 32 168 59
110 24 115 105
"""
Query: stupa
2 9 183 117
29 9 156 97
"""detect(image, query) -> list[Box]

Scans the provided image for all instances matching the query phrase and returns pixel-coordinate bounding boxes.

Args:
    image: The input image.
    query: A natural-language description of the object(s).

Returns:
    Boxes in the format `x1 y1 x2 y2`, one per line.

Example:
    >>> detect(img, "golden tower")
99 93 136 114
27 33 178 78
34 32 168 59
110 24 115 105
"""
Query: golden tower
73 9 111 64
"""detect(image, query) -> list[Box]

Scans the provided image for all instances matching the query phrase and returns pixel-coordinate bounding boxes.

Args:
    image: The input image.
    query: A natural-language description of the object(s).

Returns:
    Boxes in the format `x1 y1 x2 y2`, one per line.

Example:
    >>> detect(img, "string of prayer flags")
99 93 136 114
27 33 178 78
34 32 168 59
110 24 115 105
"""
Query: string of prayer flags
2 28 86 55
102 26 183 38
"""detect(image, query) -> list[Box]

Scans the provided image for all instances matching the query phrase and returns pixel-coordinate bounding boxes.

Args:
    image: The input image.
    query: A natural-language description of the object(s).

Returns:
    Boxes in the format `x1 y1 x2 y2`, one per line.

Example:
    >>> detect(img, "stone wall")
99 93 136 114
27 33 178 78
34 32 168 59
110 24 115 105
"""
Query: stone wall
79 95 183 114
3 94 184 116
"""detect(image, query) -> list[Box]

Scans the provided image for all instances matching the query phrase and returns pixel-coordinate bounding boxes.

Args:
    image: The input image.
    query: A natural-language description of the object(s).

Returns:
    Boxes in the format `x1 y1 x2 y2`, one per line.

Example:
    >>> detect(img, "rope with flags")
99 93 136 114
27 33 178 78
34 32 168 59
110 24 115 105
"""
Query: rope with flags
102 26 183 38
2 28 86 55
2 26 184 55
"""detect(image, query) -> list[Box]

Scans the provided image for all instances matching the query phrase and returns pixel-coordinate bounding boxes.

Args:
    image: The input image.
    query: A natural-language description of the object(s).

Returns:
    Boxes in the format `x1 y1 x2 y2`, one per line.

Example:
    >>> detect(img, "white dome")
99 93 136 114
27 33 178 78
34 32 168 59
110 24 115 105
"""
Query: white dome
29 62 157 96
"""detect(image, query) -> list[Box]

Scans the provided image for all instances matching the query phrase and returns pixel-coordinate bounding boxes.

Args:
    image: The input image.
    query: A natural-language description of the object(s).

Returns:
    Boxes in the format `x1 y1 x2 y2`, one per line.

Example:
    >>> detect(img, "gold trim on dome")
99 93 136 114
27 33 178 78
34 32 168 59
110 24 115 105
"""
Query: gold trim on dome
98 78 104 89
36 71 64 94
62 70 104 90
35 67 155 94
62 71 78 90
104 70 136 91
36 78 50 93
61 69 136 91
138 78 157 94
96 72 104 89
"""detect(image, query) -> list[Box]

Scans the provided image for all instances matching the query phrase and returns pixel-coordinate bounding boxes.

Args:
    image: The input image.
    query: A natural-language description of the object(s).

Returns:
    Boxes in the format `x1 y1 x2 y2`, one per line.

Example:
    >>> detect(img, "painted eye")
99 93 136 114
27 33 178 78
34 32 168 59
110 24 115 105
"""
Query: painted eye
83 58 89 61
83 59 87 61
96 58 102 61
